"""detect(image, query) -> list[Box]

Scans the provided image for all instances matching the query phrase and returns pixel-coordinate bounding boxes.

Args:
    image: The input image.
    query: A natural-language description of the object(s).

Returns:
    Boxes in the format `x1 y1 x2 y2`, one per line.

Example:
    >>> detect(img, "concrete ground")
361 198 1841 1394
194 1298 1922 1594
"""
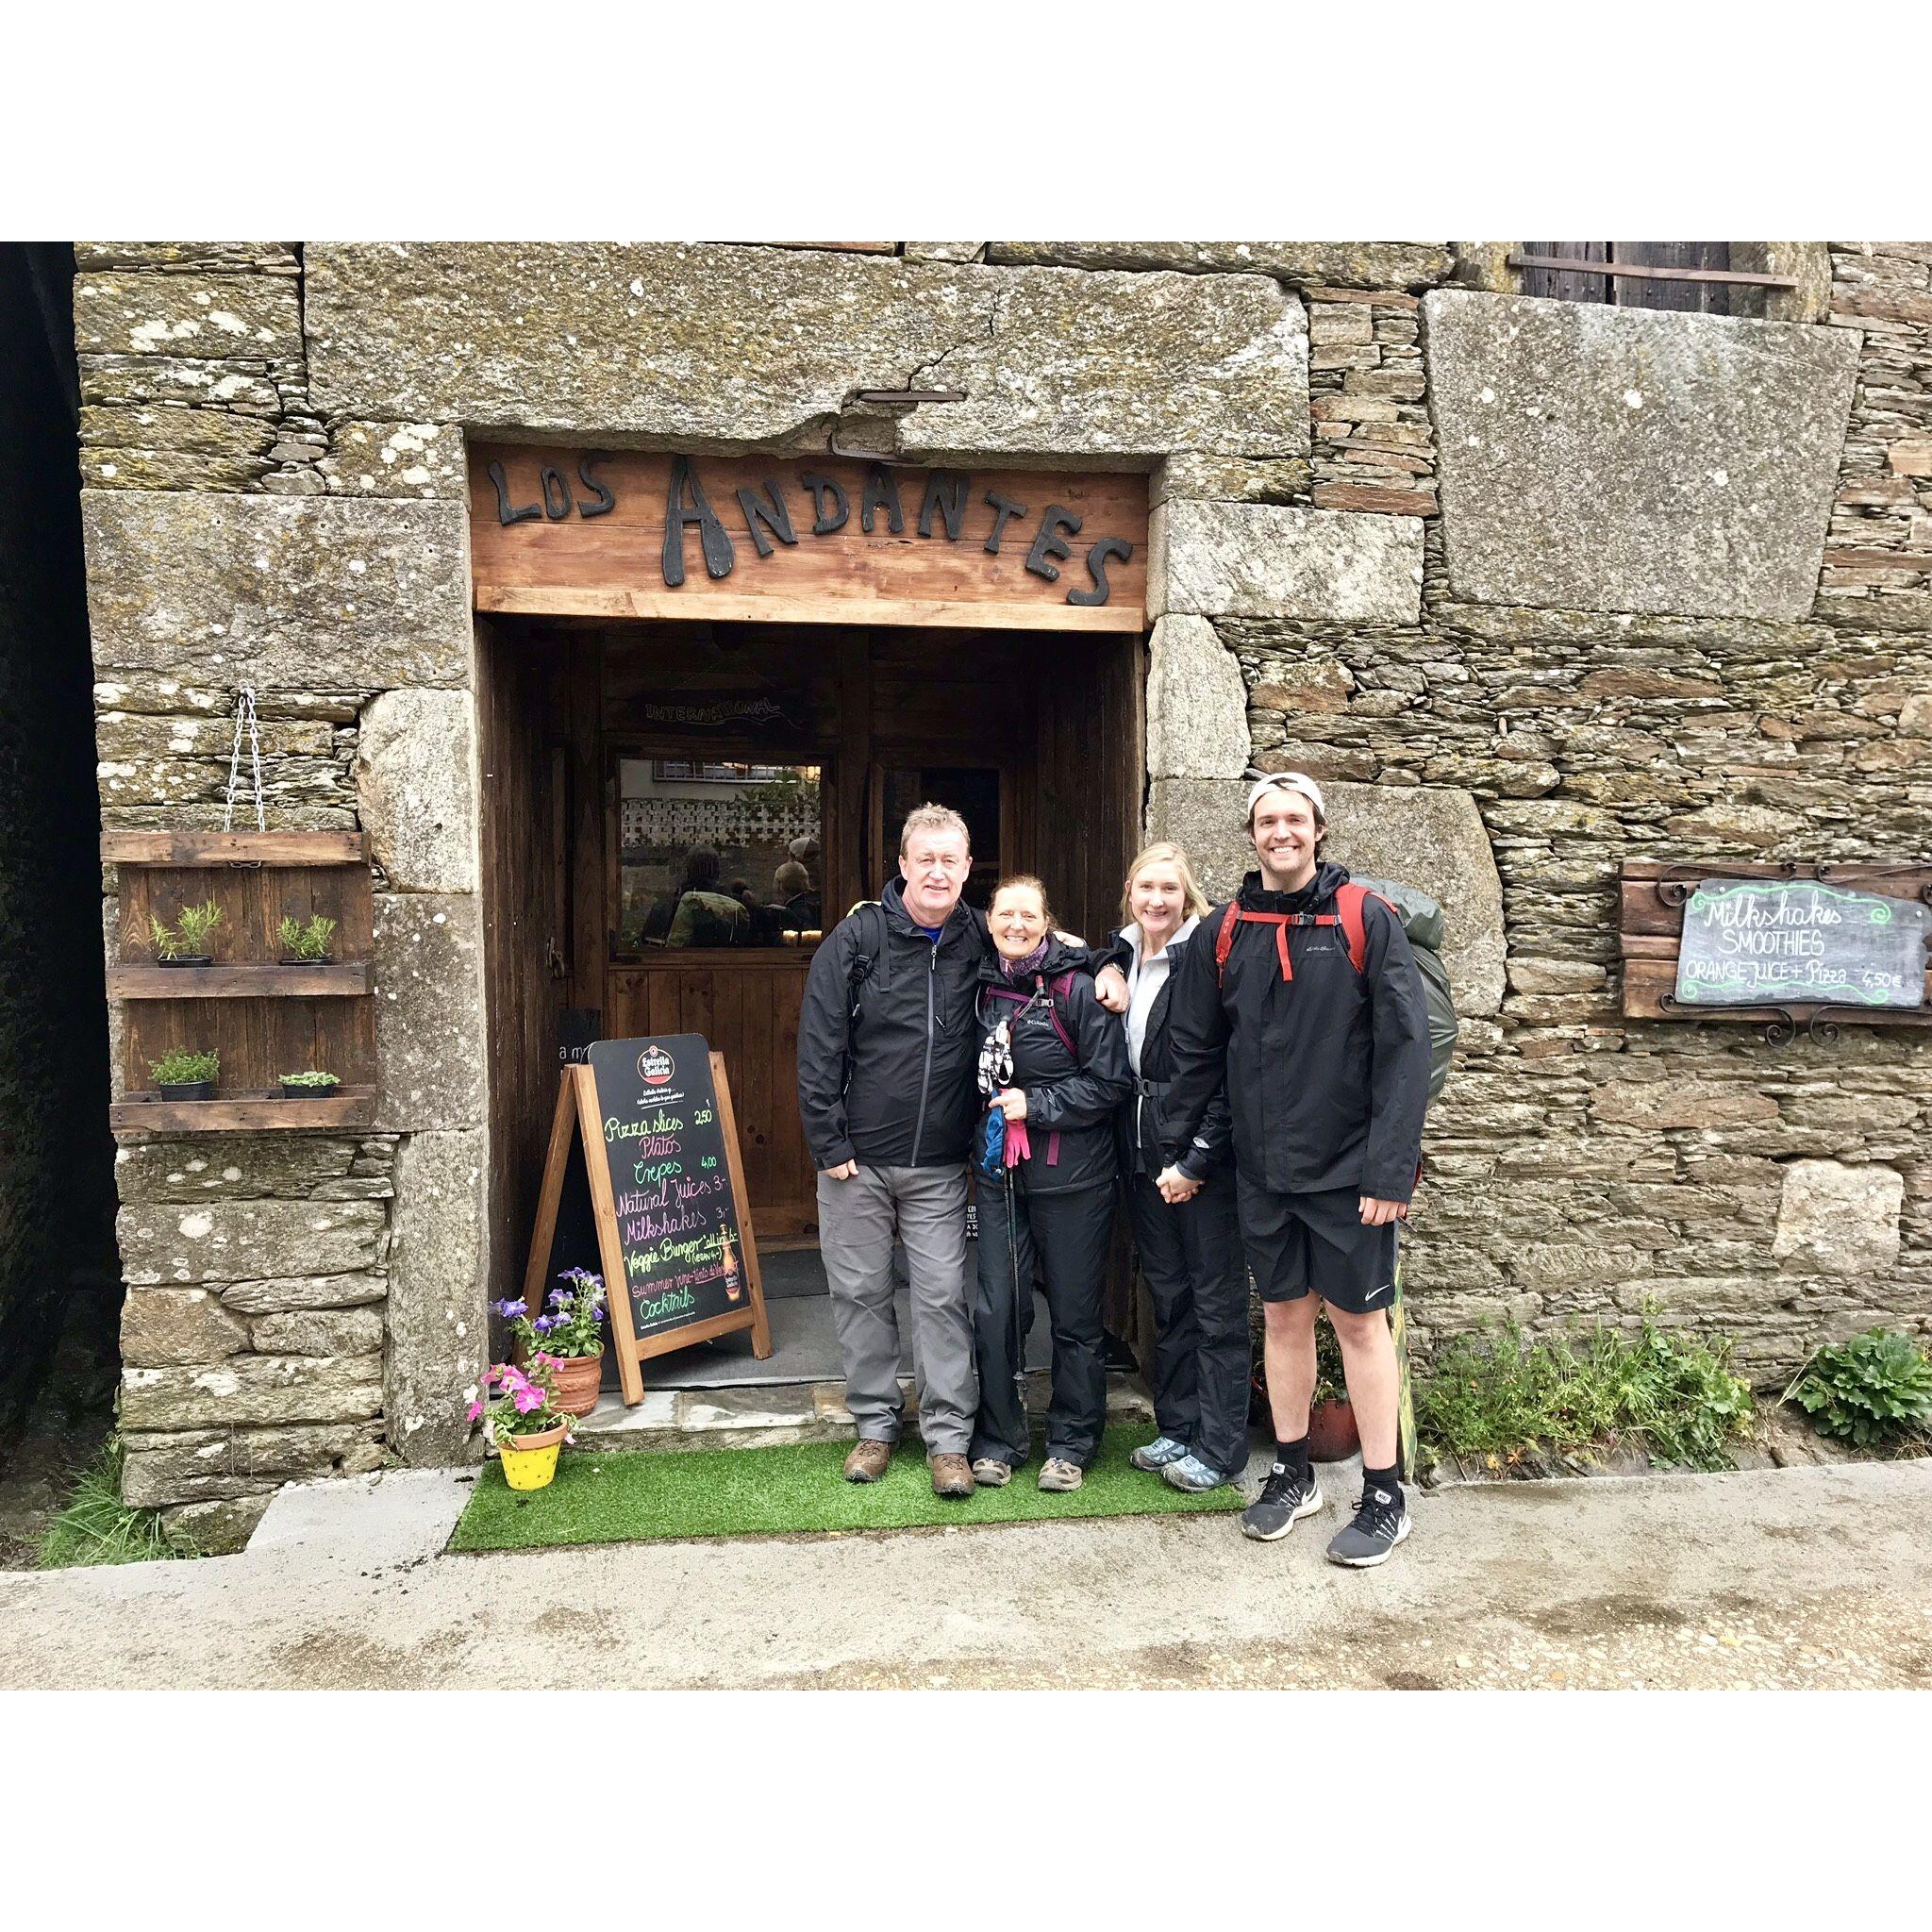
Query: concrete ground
3 1457 1929 1690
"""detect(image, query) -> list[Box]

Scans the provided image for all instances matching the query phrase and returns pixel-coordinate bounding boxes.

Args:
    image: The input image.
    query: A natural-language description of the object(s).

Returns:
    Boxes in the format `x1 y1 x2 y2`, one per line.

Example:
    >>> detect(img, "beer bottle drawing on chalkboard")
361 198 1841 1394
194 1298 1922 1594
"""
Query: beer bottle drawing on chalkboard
720 1224 741 1302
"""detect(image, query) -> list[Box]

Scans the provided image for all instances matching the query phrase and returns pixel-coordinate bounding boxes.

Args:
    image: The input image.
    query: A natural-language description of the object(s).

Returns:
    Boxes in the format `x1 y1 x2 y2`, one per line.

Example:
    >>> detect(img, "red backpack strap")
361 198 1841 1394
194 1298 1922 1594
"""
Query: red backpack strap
1044 972 1077 1057
1214 900 1241 979
1334 883 1397 975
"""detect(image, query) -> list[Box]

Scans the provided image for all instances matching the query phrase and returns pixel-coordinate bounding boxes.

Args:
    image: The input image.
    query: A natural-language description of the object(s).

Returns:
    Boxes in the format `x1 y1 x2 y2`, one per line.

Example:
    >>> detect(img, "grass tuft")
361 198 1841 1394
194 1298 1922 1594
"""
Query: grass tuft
37 1441 193 1569
1415 1309 1755 1473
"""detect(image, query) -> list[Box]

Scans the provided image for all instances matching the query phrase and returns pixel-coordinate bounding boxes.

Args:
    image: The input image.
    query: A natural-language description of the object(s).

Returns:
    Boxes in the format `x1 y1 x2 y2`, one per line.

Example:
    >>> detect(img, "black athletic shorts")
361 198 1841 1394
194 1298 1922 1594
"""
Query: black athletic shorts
1236 1177 1400 1316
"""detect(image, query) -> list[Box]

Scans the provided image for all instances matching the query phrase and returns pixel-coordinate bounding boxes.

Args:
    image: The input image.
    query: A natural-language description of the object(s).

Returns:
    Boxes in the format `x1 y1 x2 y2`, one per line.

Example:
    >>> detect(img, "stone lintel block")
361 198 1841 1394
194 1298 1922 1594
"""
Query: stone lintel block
1151 454 1312 508
73 271 301 360
1773 1160 1905 1274
985 242 1454 289
386 1129 488 1467
1425 290 1861 620
1146 615 1250 780
82 491 472 691
121 1355 385 1431
1149 500 1423 624
120 1287 251 1367
117 1197 387 1287
355 687 477 891
373 894 487 1130
306 243 1307 459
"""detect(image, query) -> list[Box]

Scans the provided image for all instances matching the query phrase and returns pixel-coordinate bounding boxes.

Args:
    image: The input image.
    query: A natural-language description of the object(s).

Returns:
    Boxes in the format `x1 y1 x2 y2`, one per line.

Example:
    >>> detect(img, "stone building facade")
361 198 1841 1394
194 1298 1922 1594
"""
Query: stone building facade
75 242 1932 1548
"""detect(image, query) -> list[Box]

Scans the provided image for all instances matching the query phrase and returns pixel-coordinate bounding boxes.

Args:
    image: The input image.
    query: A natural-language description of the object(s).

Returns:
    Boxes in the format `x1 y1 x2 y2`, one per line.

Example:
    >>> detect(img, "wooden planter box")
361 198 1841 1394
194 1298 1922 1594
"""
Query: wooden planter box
105 830 378 1133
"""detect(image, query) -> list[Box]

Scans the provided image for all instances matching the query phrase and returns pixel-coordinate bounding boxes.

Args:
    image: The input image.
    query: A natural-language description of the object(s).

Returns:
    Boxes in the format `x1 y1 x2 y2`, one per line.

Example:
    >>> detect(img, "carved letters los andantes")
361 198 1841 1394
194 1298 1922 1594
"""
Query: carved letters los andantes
480 450 1139 610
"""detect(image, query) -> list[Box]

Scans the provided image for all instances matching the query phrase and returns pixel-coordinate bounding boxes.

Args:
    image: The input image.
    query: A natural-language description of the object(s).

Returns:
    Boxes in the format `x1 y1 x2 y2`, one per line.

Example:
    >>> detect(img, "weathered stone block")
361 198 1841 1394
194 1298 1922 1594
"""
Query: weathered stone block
117 1198 387 1286
1773 1160 1904 1274
73 273 301 360
984 242 1454 288
80 353 282 417
114 1135 370 1203
251 1307 386 1356
1591 1079 1782 1131
219 1273 389 1315
121 1422 387 1506
1426 290 1861 619
1146 616 1249 779
373 894 487 1130
159 1494 274 1555
120 1288 250 1367
322 422 467 500
306 244 1307 458
121 1354 384 1430
1150 501 1422 624
82 492 472 691
1323 783 1507 1015
1151 454 1313 506
386 1129 488 1466
355 688 477 891
81 406 278 458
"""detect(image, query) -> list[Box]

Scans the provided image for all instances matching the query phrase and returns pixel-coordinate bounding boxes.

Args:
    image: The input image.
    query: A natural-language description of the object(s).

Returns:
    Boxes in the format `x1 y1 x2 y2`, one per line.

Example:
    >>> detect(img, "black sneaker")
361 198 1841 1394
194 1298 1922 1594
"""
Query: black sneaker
1325 1483 1411 1568
1241 1461 1323 1541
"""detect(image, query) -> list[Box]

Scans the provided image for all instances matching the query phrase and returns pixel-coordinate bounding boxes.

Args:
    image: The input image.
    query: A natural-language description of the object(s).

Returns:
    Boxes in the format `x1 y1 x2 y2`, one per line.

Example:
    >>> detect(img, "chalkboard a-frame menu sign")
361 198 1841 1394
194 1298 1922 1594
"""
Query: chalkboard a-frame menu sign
522 1035 772 1405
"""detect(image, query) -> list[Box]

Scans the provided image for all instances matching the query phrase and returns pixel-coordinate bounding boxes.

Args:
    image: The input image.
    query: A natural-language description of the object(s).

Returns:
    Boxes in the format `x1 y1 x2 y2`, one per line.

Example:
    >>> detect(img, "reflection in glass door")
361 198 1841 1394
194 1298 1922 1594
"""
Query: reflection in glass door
876 764 1003 910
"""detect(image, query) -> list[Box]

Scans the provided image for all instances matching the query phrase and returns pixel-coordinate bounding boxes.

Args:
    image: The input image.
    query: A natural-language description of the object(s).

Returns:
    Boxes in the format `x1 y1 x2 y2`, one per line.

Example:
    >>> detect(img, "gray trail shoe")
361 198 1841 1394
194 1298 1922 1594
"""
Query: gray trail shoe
1325 1483 1412 1567
1130 1435 1189 1472
1037 1457 1084 1492
1241 1461 1323 1541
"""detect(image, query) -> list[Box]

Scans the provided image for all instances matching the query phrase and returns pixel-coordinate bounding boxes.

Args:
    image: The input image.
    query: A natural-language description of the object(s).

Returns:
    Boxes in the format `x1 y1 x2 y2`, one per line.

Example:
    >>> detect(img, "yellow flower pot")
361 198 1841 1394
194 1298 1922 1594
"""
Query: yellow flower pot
498 1421 568 1491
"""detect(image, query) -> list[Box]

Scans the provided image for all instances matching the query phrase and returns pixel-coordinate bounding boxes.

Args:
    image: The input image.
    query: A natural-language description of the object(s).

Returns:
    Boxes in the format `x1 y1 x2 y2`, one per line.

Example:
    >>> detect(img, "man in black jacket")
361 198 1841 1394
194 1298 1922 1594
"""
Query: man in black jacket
797 804 1124 1497
1158 774 1430 1567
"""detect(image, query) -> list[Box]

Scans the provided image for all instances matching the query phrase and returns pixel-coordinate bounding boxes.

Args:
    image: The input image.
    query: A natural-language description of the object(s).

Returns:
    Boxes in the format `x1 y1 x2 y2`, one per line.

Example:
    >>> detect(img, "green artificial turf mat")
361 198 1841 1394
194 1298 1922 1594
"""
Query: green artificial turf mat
450 1423 1246 1551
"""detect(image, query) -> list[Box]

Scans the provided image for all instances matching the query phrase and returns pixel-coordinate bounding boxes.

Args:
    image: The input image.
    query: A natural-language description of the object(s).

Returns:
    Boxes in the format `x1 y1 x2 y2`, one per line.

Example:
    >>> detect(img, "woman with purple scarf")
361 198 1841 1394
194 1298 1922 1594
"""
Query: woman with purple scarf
967 874 1132 1491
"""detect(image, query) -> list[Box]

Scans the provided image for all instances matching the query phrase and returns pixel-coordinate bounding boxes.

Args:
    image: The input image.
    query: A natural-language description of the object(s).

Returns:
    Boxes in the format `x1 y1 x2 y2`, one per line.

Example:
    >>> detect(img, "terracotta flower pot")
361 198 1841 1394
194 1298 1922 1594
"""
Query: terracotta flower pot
498 1420 569 1491
546 1354 604 1418
1307 1396 1359 1463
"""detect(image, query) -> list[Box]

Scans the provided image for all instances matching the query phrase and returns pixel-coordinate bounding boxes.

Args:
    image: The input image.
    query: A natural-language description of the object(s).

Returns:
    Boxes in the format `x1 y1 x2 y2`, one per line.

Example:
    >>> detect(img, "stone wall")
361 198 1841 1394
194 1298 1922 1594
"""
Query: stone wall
74 241 1932 1540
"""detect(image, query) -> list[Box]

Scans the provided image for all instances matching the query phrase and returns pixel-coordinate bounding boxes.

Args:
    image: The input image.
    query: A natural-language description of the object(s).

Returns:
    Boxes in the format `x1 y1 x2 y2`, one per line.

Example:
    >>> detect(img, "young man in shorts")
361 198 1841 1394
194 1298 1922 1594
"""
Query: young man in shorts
1155 774 1431 1567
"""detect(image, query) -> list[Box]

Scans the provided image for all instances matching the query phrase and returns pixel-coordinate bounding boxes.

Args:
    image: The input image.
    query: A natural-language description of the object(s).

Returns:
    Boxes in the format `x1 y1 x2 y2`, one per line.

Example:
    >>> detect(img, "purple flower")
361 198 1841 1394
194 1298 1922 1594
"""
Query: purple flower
491 1298 527 1320
547 1289 566 1308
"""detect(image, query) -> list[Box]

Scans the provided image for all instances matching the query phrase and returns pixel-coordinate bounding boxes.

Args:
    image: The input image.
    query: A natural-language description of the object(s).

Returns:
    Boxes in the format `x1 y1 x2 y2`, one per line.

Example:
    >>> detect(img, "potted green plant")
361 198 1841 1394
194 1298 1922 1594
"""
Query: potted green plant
278 1069 342 1101
276 913 339 966
493 1269 608 1417
150 899 225 966
1307 1312 1359 1462
466 1357 575 1491
149 1048 220 1101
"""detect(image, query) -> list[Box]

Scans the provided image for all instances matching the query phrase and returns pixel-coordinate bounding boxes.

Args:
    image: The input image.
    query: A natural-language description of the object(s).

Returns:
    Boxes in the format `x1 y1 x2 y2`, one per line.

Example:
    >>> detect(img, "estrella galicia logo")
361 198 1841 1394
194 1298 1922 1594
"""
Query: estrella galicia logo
638 1044 675 1086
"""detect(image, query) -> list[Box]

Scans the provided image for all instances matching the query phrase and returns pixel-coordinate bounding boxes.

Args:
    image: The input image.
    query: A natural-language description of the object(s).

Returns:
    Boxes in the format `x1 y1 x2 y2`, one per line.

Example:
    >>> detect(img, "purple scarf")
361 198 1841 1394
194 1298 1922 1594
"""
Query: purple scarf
998 938 1050 980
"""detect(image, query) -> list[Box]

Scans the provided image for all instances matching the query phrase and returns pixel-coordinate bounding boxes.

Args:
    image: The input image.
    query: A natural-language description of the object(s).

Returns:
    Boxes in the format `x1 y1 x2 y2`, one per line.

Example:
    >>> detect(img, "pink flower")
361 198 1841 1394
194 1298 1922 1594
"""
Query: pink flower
511 1382 545 1414
466 1401 484 1423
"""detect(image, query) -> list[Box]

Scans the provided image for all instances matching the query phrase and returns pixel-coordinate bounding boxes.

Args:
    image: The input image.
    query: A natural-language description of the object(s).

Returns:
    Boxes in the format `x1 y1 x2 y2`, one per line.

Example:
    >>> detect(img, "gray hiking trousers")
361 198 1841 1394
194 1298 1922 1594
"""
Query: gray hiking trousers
817 1162 975 1457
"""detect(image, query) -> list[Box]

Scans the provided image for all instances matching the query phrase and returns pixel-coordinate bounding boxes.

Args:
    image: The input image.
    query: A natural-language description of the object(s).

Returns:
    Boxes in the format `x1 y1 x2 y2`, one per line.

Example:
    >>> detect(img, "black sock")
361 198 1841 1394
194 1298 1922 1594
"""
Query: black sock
1362 1461 1404 1509
1274 1435 1310 1477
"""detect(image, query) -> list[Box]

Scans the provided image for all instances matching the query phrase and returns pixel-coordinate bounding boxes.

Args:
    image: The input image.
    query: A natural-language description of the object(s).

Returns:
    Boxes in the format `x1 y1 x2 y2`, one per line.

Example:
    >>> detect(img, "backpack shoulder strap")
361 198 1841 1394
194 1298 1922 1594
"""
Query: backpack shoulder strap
1334 882 1397 975
1213 900 1241 981
1045 971 1077 1056
845 900 888 1003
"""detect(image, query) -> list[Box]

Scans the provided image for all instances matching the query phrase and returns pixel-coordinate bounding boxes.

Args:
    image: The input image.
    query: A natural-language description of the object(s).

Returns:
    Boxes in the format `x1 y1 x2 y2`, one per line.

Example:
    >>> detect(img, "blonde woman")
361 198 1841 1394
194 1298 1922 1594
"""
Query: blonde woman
1109 842 1250 1491
969 874 1132 1491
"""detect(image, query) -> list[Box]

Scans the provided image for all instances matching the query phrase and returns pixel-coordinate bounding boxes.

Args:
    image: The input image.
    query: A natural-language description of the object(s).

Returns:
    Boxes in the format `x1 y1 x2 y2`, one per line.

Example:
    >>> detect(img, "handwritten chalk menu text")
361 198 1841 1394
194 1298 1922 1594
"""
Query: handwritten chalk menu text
588 1035 748 1339
1674 879 1932 1010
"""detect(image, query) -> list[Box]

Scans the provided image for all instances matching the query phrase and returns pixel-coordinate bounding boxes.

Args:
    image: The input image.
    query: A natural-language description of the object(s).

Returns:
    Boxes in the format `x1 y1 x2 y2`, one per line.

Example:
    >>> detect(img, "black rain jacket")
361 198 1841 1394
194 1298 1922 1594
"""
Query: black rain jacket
975 936 1131 1196
796 881 1108 1173
1100 921 1234 1183
1158 862 1431 1203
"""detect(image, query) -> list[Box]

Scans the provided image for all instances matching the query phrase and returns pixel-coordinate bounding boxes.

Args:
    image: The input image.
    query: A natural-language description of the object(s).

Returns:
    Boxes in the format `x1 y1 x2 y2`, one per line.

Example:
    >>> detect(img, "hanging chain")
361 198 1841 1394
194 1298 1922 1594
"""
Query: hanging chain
223 685 266 831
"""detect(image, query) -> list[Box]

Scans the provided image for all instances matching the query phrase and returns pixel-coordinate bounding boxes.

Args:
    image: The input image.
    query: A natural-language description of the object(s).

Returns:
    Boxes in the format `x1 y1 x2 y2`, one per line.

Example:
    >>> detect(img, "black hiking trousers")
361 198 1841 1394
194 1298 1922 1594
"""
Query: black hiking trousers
1124 1170 1251 1477
970 1177 1114 1470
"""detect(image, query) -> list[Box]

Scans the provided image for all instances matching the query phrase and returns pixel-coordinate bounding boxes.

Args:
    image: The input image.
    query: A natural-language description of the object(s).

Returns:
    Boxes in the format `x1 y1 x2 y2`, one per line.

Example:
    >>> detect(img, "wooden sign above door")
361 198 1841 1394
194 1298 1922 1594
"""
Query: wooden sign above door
469 446 1148 632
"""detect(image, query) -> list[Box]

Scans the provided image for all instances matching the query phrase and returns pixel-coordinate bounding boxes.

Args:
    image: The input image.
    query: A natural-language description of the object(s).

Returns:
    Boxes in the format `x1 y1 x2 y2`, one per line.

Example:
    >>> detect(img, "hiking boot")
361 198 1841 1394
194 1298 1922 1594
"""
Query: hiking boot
971 1458 1012 1488
1241 1461 1323 1541
843 1440 891 1483
1161 1452 1231 1493
1129 1434 1189 1472
1325 1484 1411 1568
929 1453 974 1499
1037 1457 1083 1492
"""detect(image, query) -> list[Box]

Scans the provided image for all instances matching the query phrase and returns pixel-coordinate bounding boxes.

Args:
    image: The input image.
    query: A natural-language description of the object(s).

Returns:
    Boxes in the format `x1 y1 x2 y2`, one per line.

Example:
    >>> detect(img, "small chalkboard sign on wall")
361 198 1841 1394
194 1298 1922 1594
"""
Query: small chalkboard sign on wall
522 1033 772 1405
